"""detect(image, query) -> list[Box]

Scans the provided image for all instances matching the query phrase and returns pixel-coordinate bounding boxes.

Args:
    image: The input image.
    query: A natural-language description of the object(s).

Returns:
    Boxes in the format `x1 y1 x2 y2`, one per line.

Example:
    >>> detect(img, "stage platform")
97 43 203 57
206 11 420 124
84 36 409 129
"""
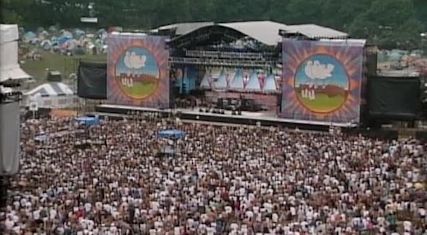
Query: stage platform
94 104 358 131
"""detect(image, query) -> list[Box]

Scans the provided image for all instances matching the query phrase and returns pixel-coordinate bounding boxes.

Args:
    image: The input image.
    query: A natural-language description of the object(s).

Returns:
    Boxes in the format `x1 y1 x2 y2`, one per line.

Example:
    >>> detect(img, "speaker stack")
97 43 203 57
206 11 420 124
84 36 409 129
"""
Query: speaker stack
217 98 224 109
0 100 20 209
0 101 20 176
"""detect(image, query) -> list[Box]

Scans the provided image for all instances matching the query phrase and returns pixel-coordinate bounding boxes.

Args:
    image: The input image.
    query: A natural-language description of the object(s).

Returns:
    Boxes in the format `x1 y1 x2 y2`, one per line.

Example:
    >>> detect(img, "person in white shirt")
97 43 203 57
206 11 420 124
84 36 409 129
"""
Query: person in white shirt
403 220 412 232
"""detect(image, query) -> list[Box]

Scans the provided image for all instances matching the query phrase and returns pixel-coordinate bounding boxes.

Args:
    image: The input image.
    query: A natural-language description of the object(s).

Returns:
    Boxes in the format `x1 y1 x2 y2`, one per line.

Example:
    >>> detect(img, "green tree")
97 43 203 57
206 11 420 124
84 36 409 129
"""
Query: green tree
285 0 323 24
413 0 427 31
268 0 291 23
319 0 371 30
349 0 423 49
1 0 424 50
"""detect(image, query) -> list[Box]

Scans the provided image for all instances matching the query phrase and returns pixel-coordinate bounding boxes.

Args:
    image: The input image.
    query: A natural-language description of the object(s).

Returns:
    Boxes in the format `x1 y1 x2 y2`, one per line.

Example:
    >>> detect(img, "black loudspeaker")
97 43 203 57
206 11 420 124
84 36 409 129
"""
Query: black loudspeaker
368 76 420 120
77 62 107 99
416 131 427 141
217 98 223 109
0 101 20 175
0 177 8 208
365 46 378 76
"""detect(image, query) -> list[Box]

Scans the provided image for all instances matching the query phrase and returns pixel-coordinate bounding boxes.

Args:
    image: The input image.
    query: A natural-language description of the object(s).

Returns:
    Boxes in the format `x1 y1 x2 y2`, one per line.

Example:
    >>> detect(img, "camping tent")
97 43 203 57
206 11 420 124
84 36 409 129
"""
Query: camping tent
24 82 78 109
38 30 49 39
73 29 85 38
57 35 73 45
23 31 36 42
40 39 52 50
48 26 57 33
1 24 32 83
61 39 78 50
60 30 73 38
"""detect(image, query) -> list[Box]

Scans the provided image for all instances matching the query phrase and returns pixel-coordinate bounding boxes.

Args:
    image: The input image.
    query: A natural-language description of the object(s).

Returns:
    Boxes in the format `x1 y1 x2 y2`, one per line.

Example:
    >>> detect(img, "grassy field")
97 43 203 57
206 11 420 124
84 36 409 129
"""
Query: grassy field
121 80 158 98
297 93 346 113
21 50 106 87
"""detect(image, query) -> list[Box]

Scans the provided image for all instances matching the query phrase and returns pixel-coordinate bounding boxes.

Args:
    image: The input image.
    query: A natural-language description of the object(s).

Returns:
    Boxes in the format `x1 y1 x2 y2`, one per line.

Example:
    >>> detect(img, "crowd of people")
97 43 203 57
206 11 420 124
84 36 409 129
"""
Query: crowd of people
1 114 426 234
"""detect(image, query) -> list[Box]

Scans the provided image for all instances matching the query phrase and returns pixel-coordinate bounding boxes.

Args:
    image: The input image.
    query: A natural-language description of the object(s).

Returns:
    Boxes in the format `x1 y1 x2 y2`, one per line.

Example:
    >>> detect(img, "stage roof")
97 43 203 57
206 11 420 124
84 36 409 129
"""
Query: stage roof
167 20 349 49
282 24 348 39
220 21 288 46
153 22 214 36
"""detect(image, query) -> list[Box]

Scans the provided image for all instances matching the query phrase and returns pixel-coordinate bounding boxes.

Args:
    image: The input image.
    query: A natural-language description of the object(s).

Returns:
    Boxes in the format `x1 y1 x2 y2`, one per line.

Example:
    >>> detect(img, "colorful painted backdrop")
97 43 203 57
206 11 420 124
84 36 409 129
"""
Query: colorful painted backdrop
281 39 365 124
107 34 169 108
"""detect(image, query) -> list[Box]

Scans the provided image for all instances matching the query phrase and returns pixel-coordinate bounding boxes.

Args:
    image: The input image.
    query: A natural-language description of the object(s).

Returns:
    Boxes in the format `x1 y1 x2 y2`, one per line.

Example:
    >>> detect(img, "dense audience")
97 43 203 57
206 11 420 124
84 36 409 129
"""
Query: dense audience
1 115 426 235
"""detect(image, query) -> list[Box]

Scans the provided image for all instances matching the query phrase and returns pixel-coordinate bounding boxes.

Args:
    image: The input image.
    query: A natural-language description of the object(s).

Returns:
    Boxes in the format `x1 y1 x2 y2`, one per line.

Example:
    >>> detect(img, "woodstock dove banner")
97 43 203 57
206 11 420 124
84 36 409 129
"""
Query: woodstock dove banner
281 39 365 124
107 34 169 108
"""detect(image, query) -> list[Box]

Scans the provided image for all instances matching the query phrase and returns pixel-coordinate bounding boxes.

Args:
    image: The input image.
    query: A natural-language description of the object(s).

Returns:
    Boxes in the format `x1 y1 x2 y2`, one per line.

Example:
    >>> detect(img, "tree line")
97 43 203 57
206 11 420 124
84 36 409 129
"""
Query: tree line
1 0 427 49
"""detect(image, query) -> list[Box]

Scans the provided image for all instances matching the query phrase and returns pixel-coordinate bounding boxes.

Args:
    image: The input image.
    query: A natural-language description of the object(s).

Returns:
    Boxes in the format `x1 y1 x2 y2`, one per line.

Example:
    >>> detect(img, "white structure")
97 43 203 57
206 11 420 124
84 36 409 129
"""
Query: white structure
213 69 228 90
245 71 262 92
166 21 349 47
229 69 245 91
199 71 211 89
23 82 78 109
263 74 279 93
0 24 31 83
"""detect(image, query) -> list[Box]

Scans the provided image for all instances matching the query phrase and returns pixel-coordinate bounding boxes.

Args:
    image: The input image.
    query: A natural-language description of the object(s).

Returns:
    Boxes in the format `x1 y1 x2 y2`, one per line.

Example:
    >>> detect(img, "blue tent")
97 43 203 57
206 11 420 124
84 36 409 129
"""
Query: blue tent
24 31 37 41
158 129 186 139
75 116 100 126
73 29 85 38
57 35 73 45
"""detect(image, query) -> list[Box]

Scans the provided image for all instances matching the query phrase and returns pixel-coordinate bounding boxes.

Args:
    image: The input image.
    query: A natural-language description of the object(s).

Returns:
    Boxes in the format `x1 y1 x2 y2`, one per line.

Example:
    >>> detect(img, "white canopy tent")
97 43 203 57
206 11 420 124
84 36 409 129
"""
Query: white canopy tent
199 71 211 89
263 74 279 93
245 71 262 92
213 69 228 91
0 24 31 83
229 68 245 91
23 82 78 109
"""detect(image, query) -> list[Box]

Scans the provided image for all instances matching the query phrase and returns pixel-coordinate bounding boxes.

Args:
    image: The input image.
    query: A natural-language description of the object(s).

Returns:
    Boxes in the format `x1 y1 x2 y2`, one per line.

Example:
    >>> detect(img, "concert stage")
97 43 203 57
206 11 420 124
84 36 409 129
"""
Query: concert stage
94 104 358 131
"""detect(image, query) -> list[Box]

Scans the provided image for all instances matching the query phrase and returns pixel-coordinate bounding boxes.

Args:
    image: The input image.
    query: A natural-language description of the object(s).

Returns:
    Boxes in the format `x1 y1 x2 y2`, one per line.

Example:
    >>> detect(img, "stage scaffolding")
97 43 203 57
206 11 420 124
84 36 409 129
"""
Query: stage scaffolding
169 57 275 68
170 50 277 68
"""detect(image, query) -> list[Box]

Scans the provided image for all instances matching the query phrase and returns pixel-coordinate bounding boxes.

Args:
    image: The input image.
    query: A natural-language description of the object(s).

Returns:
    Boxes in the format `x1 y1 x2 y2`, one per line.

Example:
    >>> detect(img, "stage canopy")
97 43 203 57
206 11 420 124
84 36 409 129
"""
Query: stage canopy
263 74 279 93
158 129 186 139
169 21 286 49
213 69 228 90
167 21 348 49
23 82 77 109
246 71 262 92
229 69 245 91
199 72 211 89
